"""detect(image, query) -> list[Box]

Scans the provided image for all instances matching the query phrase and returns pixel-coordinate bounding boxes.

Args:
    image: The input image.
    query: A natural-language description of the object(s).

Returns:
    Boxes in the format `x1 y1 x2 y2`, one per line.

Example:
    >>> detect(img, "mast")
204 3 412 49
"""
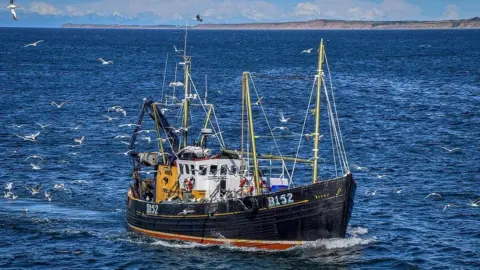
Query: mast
199 105 213 147
243 72 261 195
313 39 325 184
182 21 191 148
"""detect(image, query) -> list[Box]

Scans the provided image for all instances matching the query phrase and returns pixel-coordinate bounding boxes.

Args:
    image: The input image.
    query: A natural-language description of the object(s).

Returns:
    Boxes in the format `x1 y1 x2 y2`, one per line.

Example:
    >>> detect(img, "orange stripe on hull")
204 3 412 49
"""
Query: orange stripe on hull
128 224 302 250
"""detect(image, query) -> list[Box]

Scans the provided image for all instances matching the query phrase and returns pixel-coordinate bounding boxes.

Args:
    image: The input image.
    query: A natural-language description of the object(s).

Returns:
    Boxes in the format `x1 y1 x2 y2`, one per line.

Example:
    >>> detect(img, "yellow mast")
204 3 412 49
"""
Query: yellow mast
243 72 261 195
313 39 325 184
182 55 191 148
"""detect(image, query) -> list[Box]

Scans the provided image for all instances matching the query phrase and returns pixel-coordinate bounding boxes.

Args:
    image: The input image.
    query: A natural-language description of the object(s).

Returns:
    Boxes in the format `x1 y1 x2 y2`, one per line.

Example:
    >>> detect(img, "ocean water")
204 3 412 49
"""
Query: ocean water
1 28 479 269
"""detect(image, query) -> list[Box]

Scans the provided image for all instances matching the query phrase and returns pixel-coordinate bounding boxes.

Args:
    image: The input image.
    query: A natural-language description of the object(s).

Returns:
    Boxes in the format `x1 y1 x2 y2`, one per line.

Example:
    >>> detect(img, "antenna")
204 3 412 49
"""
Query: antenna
205 74 208 104
161 53 169 101
173 62 178 102
183 19 188 57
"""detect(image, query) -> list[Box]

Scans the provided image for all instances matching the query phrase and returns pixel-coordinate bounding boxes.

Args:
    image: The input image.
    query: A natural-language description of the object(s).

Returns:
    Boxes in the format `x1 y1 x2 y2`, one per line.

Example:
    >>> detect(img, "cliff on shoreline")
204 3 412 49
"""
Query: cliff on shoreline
61 17 480 30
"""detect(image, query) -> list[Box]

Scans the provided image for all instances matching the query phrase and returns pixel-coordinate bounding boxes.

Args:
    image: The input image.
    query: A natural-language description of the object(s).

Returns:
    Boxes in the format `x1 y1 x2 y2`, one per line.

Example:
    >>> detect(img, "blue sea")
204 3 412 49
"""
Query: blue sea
1 28 479 269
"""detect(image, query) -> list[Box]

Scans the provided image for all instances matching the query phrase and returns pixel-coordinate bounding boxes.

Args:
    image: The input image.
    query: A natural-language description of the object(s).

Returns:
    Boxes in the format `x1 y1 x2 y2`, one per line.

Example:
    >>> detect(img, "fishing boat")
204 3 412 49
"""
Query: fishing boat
125 35 356 250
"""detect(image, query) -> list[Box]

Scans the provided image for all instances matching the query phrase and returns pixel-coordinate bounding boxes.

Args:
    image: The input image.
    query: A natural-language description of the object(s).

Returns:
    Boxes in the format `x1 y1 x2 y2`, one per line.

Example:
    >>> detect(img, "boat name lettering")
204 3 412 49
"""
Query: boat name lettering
314 194 330 199
268 193 294 207
146 204 158 215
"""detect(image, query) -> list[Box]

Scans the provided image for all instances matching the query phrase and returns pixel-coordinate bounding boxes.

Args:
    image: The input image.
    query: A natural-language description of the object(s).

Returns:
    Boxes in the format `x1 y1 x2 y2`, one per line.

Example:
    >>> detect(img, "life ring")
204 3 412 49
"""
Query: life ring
242 196 259 219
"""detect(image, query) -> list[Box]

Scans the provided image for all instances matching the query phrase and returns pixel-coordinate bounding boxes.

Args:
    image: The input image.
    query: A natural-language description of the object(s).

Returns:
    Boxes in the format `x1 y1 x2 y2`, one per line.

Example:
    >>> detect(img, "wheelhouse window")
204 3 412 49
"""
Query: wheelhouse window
179 164 184 174
209 165 218 175
191 165 196 175
199 165 207 175
185 164 190 174
229 165 237 175
220 165 227 175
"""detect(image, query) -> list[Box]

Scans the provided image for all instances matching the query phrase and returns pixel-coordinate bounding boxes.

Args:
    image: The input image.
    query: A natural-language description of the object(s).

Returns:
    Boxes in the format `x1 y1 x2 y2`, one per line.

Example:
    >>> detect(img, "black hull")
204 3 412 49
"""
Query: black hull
127 173 356 249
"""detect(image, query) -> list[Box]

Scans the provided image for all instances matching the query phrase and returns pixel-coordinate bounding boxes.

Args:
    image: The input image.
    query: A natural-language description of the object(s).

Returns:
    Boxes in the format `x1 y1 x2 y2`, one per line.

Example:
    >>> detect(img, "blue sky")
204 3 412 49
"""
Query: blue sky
1 0 479 27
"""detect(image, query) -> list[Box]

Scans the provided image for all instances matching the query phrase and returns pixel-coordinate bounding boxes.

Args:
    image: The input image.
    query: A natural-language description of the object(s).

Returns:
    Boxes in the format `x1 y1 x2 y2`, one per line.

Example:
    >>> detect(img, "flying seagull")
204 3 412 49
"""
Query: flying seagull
425 192 442 199
51 101 67 108
25 155 44 161
195 14 203 22
173 45 183 53
25 40 44 47
98 58 114 65
301 48 313 53
16 132 40 142
254 96 263 106
25 184 42 195
7 0 18 21
440 146 461 153
279 113 290 123
35 121 50 129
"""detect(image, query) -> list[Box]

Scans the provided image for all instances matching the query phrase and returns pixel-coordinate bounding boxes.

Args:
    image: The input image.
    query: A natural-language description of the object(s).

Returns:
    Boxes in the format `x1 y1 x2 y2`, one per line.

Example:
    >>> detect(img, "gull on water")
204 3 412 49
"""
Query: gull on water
103 115 118 121
25 40 44 47
74 136 85 144
98 58 114 65
440 146 461 153
16 132 40 142
44 191 52 201
169 82 184 87
7 0 18 20
352 164 370 172
51 101 67 108
301 48 313 53
107 106 126 116
25 184 41 195
35 121 51 129
375 174 388 179
173 45 183 53
272 126 290 132
425 192 442 199
25 155 44 161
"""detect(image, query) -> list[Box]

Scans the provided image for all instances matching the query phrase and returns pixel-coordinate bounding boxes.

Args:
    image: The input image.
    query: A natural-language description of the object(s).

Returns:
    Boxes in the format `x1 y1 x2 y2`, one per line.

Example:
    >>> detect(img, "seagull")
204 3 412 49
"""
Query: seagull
74 136 85 144
115 108 126 117
30 162 42 170
44 191 52 201
53 183 70 192
169 82 184 87
393 188 403 194
4 182 13 192
16 132 40 142
141 136 151 144
11 194 18 200
443 204 456 212
51 101 67 108
375 174 388 179
35 122 51 129
70 125 81 131
272 126 290 132
98 58 113 65
10 124 26 128
440 146 461 153
25 184 41 195
279 113 290 123
103 115 118 121
425 192 442 199
135 129 156 134
365 189 377 196
4 191 13 198
301 48 313 53
352 164 369 172
173 45 183 53
118 150 135 156
194 14 203 22
25 155 44 161
107 105 123 112
7 0 18 21
24 40 44 47
254 96 263 106
118 124 141 128
71 180 90 185
114 134 130 139
160 108 170 114
209 131 224 138
58 160 71 165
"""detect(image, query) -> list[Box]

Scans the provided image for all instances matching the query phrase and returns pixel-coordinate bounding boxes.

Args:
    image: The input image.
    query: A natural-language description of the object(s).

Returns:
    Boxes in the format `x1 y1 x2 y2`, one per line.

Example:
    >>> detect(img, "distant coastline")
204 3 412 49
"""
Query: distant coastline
61 17 480 30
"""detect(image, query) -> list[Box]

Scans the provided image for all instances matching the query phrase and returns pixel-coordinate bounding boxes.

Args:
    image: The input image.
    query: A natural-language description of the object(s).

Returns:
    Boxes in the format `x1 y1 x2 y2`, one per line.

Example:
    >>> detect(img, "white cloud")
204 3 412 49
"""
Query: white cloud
29 1 65 16
442 5 460 20
292 0 421 20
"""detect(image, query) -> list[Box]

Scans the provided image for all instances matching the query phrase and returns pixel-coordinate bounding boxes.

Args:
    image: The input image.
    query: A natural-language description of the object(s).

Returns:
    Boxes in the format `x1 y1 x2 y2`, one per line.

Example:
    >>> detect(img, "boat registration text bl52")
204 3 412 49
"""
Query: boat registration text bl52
267 193 294 207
